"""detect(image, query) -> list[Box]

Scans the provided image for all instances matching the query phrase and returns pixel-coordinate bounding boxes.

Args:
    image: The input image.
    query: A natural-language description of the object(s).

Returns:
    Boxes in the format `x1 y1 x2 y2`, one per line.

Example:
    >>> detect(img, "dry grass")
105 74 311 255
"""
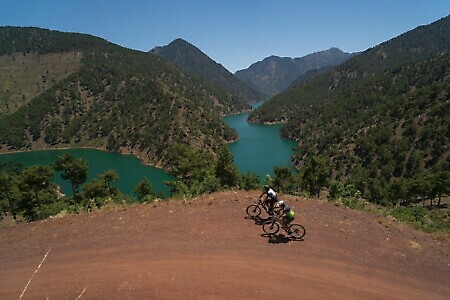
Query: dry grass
0 52 82 114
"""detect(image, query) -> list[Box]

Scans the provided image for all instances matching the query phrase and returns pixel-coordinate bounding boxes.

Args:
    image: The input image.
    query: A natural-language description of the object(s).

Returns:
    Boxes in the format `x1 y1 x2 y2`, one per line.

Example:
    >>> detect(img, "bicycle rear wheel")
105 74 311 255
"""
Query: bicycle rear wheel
262 221 279 235
289 224 306 239
246 204 261 217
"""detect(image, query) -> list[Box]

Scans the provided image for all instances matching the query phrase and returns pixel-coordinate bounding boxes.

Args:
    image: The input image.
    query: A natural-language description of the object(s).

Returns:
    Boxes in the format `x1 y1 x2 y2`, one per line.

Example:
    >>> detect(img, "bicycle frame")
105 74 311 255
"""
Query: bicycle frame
256 198 271 214
267 215 284 228
262 216 306 239
245 198 273 218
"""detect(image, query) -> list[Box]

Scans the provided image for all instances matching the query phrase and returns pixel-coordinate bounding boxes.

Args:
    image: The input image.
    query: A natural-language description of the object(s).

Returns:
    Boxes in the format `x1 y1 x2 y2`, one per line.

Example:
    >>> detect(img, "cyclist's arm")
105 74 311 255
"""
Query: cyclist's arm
273 207 283 217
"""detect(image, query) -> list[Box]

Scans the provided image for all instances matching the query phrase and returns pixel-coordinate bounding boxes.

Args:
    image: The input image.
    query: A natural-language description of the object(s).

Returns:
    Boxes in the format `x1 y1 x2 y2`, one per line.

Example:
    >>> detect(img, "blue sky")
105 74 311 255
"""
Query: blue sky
1 0 449 72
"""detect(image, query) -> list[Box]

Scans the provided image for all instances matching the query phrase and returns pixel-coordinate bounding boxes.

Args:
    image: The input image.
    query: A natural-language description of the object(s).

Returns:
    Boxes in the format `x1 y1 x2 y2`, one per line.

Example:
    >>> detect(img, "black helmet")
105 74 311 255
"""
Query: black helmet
263 185 269 190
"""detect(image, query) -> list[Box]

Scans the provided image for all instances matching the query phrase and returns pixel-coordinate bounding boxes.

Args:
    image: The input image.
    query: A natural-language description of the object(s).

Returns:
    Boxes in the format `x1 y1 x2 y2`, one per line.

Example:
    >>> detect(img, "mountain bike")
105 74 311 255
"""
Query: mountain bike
262 216 306 240
246 198 272 217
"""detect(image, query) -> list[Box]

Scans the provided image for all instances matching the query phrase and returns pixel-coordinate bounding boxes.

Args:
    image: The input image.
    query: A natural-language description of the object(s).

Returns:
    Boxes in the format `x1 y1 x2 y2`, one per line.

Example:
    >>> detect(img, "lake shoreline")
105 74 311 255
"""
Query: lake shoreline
0 147 174 196
223 111 297 180
0 146 168 172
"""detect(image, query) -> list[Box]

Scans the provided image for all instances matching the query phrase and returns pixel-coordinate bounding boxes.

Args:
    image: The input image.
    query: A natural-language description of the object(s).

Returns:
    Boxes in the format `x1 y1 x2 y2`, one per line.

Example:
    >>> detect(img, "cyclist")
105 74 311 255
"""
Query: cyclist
274 200 295 233
260 185 278 215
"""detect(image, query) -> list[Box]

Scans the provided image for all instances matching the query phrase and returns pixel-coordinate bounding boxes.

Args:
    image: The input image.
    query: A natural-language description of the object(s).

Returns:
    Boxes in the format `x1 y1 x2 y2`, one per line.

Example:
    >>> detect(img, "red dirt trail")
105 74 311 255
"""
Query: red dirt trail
0 191 448 299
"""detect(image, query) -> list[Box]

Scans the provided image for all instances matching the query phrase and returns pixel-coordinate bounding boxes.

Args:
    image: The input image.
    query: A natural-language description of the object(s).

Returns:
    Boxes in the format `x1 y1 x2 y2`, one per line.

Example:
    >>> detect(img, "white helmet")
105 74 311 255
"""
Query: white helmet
277 200 285 207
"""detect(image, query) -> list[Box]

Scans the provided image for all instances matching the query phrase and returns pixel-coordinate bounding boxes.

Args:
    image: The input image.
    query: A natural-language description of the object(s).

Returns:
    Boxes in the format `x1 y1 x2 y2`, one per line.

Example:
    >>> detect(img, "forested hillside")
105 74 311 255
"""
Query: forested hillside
0 27 239 168
250 15 450 205
150 38 263 108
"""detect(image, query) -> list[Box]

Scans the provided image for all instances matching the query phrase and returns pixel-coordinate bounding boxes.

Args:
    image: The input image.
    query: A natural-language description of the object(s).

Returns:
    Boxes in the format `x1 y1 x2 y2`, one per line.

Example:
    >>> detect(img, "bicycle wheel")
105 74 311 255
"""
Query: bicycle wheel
262 220 279 235
246 204 261 217
288 224 306 239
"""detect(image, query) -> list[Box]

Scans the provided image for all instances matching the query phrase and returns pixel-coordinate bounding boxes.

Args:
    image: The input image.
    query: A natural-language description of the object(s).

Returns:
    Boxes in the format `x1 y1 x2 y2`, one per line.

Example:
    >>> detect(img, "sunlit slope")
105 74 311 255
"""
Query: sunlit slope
249 16 450 202
0 27 238 168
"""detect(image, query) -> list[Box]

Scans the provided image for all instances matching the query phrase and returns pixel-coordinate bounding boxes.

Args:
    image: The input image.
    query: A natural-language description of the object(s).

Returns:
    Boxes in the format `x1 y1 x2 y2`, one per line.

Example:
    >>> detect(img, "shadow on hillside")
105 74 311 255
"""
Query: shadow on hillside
261 233 304 244
245 215 269 225
245 216 304 244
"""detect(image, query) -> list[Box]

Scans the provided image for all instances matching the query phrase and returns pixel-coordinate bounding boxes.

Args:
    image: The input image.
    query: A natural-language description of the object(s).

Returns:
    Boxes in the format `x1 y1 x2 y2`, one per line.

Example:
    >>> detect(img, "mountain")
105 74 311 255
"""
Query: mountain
249 15 450 203
150 38 263 108
0 27 239 169
235 48 356 98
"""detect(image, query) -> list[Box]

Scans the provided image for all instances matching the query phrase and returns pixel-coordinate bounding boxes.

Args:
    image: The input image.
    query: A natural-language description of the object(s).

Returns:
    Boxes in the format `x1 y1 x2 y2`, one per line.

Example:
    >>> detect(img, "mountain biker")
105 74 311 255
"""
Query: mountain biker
274 200 295 233
260 185 278 215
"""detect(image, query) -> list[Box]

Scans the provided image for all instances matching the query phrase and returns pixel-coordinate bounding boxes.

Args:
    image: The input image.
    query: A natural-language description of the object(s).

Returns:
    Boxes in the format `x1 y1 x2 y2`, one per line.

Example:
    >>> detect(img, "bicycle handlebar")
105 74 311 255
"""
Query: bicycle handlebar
268 214 282 220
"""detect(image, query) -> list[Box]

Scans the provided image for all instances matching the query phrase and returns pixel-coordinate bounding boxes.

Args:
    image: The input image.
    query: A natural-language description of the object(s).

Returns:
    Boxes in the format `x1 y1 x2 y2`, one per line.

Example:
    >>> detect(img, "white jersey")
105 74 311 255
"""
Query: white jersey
267 188 277 198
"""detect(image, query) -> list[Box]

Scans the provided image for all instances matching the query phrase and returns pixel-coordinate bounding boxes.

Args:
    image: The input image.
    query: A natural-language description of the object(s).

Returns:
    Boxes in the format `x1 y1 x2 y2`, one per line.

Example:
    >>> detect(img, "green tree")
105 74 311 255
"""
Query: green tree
82 170 121 208
19 165 55 220
387 178 408 206
99 169 119 195
238 173 260 190
431 171 450 206
189 172 220 196
167 143 214 184
82 179 108 202
407 177 432 206
165 180 190 197
300 156 329 197
0 161 24 174
272 166 295 193
21 165 54 203
215 146 239 188
0 172 18 220
53 154 88 197
167 172 220 197
134 177 155 202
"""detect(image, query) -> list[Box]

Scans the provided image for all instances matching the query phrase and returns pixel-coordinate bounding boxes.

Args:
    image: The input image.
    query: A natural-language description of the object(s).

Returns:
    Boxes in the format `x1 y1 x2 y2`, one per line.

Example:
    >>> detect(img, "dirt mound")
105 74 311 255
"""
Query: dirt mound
0 191 448 299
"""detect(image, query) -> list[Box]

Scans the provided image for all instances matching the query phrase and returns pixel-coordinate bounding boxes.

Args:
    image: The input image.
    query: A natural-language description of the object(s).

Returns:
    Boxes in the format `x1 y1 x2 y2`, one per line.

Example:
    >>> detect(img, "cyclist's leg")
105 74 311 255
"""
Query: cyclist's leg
269 203 274 215
267 198 275 214
283 216 293 232
261 196 269 210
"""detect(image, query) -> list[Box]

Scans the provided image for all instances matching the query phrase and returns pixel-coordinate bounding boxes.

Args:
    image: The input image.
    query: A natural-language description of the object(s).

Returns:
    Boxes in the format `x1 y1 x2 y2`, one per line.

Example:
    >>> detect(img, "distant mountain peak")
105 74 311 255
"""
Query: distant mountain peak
150 38 263 107
235 48 356 97
150 38 202 56
248 15 450 205
171 38 192 45
0 27 241 167
165 38 197 51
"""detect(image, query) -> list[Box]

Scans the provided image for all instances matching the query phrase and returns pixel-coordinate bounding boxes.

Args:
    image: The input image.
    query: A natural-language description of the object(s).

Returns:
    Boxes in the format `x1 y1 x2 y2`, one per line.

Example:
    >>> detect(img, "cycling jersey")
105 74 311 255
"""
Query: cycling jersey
266 188 278 203
283 204 295 221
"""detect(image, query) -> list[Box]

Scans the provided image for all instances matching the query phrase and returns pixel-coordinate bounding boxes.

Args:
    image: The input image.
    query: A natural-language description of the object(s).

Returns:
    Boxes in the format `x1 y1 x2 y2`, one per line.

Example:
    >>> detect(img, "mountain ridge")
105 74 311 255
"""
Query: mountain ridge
0 27 239 170
235 47 356 97
150 38 264 107
249 15 450 204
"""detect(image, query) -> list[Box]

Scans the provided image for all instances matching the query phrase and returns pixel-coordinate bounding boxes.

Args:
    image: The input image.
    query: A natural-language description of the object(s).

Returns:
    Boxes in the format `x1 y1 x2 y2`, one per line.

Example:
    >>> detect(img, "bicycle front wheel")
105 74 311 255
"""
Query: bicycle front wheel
262 221 279 235
246 204 261 217
289 224 306 239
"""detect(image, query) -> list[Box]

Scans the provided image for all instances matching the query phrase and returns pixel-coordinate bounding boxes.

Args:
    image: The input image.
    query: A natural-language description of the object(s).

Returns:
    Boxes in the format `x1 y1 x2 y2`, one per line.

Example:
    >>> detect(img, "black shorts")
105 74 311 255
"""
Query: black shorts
267 196 278 204
284 215 294 224
267 200 277 209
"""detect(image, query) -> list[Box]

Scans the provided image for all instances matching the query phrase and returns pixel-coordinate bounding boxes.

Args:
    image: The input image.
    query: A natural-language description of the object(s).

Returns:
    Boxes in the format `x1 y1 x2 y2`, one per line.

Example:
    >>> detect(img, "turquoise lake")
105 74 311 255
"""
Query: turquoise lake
223 112 297 180
0 148 174 198
0 109 297 196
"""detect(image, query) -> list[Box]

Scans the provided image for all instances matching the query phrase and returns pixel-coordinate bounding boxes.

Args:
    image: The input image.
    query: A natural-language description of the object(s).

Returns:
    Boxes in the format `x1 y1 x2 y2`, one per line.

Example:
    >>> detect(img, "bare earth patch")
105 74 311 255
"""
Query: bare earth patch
0 191 448 299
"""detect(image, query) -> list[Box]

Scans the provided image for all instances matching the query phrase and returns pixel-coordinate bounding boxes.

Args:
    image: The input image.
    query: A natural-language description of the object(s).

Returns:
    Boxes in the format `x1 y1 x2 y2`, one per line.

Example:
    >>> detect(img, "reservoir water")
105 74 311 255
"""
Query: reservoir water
223 112 297 180
0 110 296 196
0 148 174 198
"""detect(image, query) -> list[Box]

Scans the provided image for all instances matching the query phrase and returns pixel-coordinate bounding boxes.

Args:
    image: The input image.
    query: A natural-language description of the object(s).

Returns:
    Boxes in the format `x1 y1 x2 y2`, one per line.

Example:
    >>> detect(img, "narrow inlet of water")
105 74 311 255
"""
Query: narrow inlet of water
223 111 297 180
